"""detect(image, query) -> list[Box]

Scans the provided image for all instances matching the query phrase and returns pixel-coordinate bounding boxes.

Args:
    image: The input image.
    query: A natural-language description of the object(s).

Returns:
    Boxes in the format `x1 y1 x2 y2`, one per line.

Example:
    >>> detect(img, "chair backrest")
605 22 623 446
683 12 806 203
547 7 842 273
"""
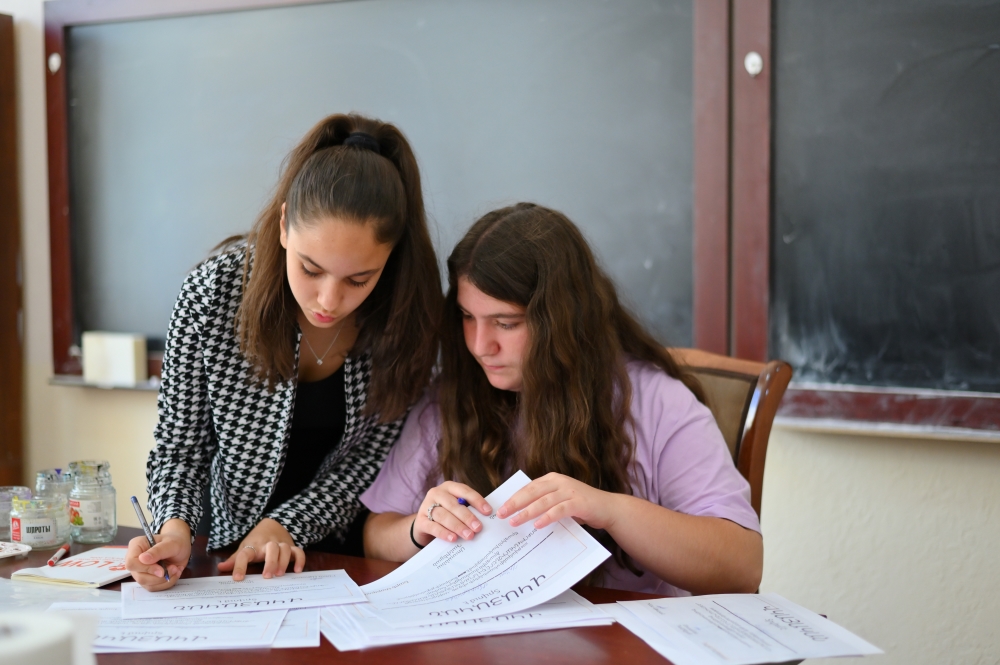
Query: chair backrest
669 348 793 518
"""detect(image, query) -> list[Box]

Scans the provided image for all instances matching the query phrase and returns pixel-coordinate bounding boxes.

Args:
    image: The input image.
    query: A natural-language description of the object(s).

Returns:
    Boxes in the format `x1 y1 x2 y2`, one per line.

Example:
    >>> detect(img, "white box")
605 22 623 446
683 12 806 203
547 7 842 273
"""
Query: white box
81 332 148 387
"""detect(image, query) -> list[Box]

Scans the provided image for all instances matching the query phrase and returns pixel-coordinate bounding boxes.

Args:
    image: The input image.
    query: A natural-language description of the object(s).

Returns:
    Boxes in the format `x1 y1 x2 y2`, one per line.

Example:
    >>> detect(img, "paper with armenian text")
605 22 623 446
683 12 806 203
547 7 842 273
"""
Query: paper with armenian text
120 569 365 619
359 470 611 628
602 593 882 665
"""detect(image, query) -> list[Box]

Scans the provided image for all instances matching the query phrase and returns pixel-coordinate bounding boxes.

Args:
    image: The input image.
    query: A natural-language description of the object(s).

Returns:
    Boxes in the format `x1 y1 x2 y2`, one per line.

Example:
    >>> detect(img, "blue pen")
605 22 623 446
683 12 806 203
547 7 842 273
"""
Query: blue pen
457 498 469 506
131 496 169 582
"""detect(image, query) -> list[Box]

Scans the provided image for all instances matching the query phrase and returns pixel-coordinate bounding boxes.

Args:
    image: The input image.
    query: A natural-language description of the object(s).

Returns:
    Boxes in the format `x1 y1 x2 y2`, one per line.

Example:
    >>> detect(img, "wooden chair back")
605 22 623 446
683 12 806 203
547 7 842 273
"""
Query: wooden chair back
669 348 793 518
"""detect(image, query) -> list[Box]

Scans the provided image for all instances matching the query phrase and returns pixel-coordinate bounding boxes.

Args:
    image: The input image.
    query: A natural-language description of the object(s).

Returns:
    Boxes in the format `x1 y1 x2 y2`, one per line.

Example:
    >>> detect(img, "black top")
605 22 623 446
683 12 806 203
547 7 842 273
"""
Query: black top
265 366 347 514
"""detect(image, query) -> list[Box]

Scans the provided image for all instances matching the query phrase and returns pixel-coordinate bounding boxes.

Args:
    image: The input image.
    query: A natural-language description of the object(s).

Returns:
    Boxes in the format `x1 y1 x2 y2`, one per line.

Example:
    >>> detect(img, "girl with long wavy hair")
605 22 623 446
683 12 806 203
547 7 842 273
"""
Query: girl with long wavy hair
362 203 762 595
125 114 442 591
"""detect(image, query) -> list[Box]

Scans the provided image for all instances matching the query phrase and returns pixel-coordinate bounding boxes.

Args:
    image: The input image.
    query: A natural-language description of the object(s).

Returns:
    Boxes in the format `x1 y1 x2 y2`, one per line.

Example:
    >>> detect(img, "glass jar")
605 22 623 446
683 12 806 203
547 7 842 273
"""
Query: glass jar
1 486 33 541
68 460 117 544
35 468 75 498
9 495 71 549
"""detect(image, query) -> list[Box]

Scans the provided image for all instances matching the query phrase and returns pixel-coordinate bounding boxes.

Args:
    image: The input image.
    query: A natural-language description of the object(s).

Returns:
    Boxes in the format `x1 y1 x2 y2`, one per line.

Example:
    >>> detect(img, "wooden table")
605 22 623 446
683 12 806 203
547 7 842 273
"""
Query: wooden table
1 527 672 664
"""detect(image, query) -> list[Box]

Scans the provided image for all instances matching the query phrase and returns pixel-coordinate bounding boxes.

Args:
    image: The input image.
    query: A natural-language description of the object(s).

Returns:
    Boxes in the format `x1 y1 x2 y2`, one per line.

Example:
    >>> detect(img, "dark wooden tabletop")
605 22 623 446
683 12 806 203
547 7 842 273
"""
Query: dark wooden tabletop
1 527 671 664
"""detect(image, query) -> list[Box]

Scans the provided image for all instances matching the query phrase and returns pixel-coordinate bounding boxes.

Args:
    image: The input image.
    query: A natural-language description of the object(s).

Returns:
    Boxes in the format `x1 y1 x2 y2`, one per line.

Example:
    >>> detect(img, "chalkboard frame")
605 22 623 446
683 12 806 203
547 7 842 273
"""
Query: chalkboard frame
42 0 999 433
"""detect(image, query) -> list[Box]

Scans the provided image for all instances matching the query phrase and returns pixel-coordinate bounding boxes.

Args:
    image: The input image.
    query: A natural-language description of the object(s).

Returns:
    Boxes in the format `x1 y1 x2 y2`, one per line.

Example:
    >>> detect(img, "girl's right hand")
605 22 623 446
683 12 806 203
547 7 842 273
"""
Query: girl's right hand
125 518 191 591
413 481 493 547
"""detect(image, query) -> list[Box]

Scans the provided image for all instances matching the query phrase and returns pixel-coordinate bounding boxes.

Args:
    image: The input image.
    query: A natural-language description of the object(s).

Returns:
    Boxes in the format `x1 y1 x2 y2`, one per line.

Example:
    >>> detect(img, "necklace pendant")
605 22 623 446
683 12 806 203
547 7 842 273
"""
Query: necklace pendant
316 359 323 366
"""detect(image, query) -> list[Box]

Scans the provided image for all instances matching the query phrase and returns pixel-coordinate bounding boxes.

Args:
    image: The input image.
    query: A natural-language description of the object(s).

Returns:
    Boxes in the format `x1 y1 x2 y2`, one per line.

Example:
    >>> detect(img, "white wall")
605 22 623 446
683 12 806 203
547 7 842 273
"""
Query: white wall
4 0 157 529
4 2 998 662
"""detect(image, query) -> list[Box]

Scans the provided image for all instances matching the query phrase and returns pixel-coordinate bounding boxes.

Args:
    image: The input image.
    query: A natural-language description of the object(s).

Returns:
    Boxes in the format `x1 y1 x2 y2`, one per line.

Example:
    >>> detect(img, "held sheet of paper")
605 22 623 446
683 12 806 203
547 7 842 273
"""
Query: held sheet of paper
360 470 611 627
603 593 883 665
120 569 365 619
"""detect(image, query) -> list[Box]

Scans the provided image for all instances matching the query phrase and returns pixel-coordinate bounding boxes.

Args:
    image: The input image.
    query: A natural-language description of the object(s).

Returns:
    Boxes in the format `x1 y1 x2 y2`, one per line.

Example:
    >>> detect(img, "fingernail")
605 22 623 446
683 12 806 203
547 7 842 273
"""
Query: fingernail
472 521 481 530
462 529 473 539
497 508 507 518
484 504 493 514
448 534 456 542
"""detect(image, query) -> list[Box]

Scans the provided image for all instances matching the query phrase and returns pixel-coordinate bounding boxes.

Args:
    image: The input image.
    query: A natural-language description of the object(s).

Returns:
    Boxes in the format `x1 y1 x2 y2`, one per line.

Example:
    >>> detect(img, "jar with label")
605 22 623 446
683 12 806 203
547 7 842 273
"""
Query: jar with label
35 468 75 498
68 460 117 543
9 495 71 549
1 486 33 541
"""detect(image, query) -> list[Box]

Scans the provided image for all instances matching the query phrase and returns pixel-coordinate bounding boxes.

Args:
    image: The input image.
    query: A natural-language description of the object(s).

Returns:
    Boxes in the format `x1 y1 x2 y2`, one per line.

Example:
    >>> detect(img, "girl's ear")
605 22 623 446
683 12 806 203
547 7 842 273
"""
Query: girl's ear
279 202 289 249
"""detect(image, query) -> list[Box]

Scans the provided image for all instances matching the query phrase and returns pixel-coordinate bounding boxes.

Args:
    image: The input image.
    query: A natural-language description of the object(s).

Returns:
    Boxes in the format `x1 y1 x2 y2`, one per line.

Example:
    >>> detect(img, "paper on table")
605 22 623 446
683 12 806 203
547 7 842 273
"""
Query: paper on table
0 576 120 612
273 608 321 648
360 471 610 628
47 602 286 652
322 591 613 651
321 614 362 651
604 593 882 665
121 569 365 619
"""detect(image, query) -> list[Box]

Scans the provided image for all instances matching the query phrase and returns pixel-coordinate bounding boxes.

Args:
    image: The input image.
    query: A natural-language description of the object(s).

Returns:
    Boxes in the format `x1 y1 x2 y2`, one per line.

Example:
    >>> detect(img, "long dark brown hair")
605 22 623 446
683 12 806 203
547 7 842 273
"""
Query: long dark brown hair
438 203 703 575
236 113 442 421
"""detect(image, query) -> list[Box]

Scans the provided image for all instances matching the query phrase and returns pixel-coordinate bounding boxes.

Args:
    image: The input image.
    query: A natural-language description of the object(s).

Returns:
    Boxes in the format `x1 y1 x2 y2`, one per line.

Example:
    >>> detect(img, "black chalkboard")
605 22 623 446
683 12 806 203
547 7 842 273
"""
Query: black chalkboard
771 0 1000 392
65 0 695 351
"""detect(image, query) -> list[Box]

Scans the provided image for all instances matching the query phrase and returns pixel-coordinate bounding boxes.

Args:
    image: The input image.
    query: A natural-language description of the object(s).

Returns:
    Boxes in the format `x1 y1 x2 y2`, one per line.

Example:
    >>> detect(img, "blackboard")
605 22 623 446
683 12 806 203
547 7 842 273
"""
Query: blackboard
66 0 695 352
771 0 1000 392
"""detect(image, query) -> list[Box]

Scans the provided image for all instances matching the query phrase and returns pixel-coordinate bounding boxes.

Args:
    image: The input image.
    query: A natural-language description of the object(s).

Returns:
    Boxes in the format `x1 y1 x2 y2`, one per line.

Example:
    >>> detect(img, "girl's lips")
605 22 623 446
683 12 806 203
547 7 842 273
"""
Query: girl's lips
312 311 336 324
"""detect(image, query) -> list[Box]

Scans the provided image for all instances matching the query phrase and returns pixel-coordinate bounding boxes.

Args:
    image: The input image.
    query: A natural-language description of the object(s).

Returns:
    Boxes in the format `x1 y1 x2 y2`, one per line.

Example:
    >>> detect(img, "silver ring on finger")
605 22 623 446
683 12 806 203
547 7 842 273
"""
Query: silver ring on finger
243 544 257 558
427 502 441 522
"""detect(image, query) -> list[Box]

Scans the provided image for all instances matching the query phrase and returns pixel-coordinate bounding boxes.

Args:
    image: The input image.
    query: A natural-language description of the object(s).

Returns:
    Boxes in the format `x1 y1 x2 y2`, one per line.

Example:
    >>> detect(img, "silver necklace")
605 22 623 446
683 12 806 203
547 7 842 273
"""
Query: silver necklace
301 320 346 366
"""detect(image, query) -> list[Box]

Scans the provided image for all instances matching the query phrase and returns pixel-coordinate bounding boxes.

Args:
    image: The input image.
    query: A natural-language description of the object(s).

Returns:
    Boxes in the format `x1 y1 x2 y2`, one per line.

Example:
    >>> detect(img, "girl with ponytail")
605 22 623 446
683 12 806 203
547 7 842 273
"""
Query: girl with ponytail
126 114 442 590
362 203 762 596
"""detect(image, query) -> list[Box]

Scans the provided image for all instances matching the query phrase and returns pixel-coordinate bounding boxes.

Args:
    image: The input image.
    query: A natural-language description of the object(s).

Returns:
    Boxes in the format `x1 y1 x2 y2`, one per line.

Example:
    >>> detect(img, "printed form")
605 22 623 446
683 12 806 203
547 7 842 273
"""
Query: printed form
120 569 365 619
321 590 612 650
360 471 611 627
48 602 286 651
603 593 882 665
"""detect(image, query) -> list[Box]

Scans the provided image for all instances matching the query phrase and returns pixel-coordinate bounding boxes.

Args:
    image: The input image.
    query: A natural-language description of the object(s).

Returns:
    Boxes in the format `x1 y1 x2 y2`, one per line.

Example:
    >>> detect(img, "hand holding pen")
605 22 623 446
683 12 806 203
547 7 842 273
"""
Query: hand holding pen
124 496 191 591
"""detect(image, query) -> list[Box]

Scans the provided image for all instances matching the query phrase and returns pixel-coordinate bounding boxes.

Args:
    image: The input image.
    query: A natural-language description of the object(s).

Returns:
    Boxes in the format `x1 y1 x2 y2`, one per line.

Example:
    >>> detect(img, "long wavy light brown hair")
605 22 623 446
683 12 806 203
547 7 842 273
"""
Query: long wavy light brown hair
438 203 704 575
234 113 442 421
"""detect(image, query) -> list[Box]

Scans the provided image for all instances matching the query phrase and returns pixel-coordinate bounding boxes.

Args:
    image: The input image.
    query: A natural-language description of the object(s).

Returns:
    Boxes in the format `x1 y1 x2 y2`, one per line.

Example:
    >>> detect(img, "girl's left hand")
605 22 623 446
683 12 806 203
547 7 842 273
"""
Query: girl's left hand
217 518 306 581
497 473 619 531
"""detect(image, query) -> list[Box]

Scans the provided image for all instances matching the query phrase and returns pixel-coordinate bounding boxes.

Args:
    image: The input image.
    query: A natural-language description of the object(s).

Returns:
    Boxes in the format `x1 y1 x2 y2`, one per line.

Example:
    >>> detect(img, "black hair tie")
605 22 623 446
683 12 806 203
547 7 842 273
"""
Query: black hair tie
343 131 381 154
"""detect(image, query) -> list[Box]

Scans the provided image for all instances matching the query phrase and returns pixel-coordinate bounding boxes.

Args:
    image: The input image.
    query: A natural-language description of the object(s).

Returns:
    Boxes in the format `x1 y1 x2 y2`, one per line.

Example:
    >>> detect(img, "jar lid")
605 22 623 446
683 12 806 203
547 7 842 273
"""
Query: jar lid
36 468 74 481
11 494 67 511
69 460 111 475
0 486 32 509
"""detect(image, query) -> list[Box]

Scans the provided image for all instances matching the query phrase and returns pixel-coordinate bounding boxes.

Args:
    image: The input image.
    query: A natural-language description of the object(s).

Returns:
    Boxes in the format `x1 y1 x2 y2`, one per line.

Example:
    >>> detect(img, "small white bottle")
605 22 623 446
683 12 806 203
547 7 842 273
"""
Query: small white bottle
68 460 117 543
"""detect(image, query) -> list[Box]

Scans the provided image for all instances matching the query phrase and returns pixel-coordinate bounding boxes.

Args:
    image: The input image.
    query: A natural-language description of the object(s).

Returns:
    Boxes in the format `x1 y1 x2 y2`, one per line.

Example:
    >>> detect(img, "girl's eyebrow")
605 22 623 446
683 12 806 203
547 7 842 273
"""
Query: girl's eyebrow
298 252 379 278
457 305 524 319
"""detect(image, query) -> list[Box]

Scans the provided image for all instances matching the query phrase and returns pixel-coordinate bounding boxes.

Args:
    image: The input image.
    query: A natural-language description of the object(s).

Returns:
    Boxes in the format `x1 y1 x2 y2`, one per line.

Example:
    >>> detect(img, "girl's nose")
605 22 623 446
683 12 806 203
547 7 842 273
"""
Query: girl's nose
316 281 341 313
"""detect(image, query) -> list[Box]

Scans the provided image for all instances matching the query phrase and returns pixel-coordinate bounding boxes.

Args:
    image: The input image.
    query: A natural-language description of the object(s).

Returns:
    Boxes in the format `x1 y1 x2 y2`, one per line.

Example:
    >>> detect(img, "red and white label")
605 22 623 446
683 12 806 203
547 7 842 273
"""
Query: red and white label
11 516 20 541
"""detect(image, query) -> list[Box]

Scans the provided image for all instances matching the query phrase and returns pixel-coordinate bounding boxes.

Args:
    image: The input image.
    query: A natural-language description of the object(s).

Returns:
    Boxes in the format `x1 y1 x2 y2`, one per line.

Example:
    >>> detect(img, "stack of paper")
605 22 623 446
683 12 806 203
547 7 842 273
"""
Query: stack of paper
46 569 361 652
318 470 616 647
320 590 612 650
603 593 883 665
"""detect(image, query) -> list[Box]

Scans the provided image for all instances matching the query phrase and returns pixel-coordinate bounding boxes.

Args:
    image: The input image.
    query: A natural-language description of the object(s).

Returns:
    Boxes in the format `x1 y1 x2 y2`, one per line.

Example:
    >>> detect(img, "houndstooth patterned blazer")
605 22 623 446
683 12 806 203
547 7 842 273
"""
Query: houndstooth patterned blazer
146 247 404 550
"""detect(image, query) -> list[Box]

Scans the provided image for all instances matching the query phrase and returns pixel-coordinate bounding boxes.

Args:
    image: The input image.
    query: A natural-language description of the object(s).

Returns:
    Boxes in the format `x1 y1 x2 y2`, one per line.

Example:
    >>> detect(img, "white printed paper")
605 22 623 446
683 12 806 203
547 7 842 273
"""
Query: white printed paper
273 608 321 648
360 471 610 627
0 577 120 611
120 569 365 619
605 593 882 665
48 602 286 651
322 591 613 651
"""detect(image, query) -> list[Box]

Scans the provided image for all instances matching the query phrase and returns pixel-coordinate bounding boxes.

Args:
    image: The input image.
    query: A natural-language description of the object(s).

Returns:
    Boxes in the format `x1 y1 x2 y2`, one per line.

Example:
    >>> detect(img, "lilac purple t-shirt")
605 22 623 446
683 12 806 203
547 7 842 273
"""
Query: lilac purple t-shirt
361 360 761 597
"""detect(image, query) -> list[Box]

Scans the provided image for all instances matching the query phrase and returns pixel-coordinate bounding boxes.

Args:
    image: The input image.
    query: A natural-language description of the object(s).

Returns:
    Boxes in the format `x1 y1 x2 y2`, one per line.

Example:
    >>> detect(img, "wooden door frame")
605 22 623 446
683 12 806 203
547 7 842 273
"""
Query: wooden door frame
1 13 23 485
